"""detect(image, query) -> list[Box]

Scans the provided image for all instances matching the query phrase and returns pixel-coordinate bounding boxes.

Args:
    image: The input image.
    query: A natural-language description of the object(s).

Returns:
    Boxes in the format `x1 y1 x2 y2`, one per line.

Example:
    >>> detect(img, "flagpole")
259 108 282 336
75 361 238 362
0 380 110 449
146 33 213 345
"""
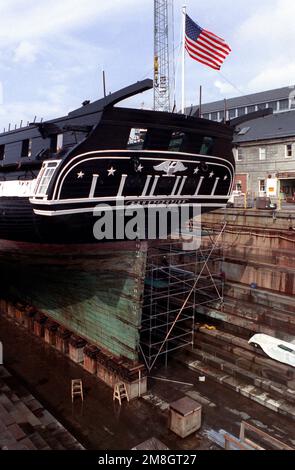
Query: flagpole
181 5 186 114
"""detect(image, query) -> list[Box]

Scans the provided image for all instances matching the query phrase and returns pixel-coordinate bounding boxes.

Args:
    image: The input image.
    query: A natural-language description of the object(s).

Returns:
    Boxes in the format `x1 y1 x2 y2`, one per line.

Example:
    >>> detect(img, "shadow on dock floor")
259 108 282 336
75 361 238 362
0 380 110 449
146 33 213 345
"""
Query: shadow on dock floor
1 314 294 450
0 316 212 450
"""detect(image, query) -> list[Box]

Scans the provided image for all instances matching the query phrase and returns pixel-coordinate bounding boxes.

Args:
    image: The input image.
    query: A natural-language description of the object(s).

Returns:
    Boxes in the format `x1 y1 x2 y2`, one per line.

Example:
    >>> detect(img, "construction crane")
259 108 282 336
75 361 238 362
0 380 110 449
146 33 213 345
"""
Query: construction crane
154 0 174 112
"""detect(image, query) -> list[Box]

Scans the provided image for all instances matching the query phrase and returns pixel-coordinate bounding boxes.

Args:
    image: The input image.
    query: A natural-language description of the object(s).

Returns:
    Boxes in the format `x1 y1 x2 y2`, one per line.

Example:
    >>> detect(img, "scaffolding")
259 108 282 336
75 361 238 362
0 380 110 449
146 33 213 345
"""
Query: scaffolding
139 223 227 372
154 0 173 112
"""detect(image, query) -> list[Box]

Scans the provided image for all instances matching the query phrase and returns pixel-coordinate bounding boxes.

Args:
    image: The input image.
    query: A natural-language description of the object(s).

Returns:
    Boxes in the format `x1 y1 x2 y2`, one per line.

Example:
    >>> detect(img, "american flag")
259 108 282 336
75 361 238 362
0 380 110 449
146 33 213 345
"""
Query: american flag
185 14 231 71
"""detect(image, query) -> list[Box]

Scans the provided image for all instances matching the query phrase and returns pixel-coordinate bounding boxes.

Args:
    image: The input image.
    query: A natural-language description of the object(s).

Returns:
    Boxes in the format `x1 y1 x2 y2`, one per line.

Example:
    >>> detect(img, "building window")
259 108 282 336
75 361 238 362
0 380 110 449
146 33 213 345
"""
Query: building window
238 126 250 136
238 107 246 117
279 99 289 111
259 148 266 161
285 144 293 158
57 134 63 152
21 139 32 158
211 112 218 121
259 179 266 193
202 113 209 120
50 135 57 153
229 109 236 119
50 134 64 153
237 148 243 161
247 105 255 113
258 103 267 110
219 110 225 121
235 181 242 191
268 101 278 112
234 148 243 162
290 93 295 109
0 144 5 161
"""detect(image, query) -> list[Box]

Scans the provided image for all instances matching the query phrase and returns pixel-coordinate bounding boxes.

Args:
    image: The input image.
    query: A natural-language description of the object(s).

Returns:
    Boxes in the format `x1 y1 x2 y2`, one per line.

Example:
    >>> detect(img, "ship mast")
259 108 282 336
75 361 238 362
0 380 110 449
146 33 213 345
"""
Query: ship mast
154 0 174 112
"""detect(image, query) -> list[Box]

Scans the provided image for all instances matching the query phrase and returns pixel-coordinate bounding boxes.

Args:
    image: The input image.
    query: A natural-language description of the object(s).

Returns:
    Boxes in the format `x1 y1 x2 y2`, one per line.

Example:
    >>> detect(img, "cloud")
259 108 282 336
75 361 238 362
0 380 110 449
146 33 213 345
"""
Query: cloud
0 0 146 46
247 63 295 93
214 80 238 96
0 100 67 131
0 0 151 128
237 0 295 91
2 0 294 128
13 41 39 64
238 0 295 51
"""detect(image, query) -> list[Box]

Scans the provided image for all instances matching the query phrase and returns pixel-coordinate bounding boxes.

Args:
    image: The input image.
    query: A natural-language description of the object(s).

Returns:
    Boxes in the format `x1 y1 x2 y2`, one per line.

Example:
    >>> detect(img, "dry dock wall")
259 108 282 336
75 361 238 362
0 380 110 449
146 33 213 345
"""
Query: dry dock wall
0 240 147 362
176 209 295 420
200 209 295 341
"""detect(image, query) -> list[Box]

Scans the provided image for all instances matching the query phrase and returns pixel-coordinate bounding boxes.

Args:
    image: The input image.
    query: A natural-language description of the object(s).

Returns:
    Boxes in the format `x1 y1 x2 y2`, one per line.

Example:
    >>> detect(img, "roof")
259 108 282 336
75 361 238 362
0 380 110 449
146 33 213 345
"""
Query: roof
170 397 202 416
233 111 295 143
132 438 170 451
189 85 295 115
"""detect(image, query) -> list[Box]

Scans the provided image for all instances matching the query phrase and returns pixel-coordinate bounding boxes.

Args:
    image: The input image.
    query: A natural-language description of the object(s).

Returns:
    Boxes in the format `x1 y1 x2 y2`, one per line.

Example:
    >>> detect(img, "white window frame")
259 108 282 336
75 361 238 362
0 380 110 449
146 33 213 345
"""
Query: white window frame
28 139 32 158
237 148 243 162
21 138 32 158
285 144 293 158
228 108 237 120
258 179 266 193
34 160 61 198
234 148 243 162
259 148 266 161
57 134 64 152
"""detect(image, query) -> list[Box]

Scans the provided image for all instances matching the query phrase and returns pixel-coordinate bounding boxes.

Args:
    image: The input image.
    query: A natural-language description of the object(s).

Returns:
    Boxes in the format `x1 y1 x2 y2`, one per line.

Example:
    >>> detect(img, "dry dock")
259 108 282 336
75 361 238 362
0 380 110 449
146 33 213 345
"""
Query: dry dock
0 207 295 449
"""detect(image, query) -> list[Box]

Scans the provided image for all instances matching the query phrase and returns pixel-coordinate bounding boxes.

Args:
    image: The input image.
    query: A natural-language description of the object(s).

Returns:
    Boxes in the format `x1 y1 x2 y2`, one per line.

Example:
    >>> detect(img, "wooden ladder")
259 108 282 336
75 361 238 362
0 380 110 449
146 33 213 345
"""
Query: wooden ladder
71 379 84 403
113 382 129 406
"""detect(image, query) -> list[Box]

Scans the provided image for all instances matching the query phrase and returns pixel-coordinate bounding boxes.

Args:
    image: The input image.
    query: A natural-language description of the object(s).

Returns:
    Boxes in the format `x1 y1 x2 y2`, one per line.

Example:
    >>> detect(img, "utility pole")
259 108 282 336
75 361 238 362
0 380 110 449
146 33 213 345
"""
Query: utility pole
154 0 173 112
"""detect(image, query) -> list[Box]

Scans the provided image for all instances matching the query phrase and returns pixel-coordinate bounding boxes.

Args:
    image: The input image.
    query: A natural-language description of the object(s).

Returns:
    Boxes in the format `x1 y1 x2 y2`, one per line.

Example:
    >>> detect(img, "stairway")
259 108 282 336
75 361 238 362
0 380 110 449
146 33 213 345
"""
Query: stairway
176 327 295 422
0 367 84 450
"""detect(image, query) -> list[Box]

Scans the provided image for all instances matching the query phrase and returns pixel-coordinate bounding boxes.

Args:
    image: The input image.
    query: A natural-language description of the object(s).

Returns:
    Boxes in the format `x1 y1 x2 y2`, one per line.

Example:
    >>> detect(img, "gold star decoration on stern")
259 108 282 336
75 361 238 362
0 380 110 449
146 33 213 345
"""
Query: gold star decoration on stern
194 167 199 175
209 171 214 178
136 164 144 173
77 171 85 179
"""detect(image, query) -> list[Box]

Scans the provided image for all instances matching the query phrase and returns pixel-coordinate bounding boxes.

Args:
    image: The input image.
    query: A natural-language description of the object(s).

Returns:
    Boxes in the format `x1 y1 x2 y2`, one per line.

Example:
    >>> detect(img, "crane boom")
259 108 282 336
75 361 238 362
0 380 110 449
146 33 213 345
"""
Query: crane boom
154 0 174 112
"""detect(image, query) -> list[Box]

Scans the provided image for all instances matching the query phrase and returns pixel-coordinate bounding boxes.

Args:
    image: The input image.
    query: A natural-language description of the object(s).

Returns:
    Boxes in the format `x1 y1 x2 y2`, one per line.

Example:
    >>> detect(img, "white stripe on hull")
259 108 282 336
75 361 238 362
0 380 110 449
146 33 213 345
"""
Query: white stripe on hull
34 203 227 217
0 179 37 197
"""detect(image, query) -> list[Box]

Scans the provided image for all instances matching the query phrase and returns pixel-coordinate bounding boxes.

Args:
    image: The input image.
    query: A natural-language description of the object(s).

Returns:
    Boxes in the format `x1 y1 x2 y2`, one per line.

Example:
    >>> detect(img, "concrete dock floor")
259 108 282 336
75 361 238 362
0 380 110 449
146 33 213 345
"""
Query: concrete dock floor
0 316 213 450
1 315 294 450
0 366 84 450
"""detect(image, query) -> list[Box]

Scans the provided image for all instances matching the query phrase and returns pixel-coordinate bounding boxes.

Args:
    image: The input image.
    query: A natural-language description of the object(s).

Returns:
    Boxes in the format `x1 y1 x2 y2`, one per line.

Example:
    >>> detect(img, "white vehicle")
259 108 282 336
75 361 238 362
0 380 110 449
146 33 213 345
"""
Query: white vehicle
227 190 245 208
249 334 295 368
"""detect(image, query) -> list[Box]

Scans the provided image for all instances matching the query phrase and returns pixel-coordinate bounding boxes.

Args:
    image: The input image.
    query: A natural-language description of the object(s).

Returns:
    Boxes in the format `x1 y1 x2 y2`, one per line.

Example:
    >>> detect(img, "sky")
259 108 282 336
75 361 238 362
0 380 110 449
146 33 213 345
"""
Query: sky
0 0 294 129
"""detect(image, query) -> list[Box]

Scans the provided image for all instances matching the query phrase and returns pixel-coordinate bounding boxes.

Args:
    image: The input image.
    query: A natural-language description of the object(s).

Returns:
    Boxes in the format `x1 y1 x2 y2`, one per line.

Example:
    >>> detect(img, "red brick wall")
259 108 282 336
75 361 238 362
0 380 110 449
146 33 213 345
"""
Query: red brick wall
234 174 248 193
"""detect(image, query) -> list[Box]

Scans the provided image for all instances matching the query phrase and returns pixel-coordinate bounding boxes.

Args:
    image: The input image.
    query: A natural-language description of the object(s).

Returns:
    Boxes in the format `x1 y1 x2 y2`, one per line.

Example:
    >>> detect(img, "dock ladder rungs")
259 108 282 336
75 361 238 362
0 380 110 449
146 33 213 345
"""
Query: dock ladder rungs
71 379 84 402
113 382 129 406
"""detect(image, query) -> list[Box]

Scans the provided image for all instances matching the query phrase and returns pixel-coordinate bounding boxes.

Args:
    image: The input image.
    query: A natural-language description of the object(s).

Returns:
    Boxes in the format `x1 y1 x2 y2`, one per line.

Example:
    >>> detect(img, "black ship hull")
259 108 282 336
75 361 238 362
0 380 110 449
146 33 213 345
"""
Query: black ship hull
0 150 233 243
0 80 235 246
